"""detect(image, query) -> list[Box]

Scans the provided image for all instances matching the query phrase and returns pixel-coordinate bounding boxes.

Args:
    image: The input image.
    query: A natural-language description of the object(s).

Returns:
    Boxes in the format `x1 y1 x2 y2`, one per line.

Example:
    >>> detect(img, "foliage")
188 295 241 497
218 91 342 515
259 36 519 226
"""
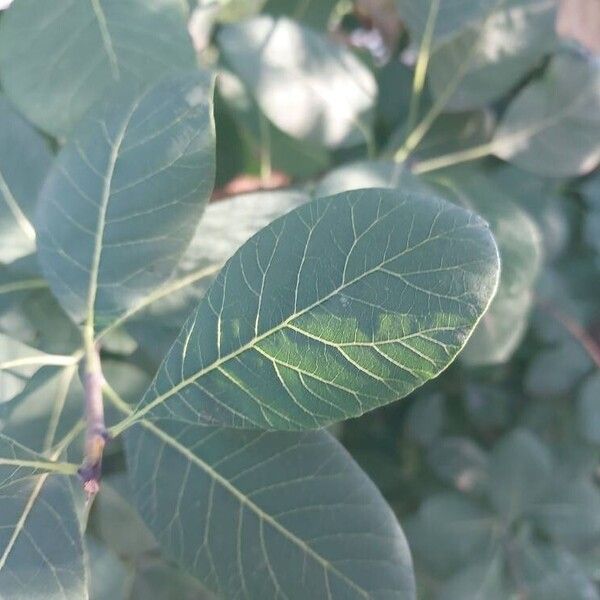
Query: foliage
0 0 598 598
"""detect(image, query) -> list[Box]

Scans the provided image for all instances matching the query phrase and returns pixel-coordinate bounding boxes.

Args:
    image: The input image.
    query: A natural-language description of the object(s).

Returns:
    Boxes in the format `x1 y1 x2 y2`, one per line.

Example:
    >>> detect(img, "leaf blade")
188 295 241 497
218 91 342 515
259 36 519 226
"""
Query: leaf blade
135 189 500 430
125 419 416 599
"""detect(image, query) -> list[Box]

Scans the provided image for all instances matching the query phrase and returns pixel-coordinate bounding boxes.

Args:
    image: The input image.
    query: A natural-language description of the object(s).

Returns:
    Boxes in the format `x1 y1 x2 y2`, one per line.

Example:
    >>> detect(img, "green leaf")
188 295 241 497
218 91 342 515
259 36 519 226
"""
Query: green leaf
0 0 195 137
126 190 310 364
0 435 86 598
217 16 376 148
36 72 216 330
486 428 552 520
404 393 445 446
493 53 600 177
577 373 600 445
406 492 495 576
125 419 416 599
426 168 542 365
263 0 336 29
134 189 500 430
0 333 49 403
437 556 507 600
396 0 497 45
533 478 600 547
0 365 82 452
427 436 489 494
0 96 52 263
314 160 432 198
525 339 593 397
427 0 556 111
217 71 330 179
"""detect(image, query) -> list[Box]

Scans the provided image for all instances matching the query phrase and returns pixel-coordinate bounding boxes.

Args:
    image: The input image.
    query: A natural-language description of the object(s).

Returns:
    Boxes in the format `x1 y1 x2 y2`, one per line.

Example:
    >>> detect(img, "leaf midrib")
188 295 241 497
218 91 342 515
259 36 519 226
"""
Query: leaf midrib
139 419 371 599
133 216 480 423
85 101 138 330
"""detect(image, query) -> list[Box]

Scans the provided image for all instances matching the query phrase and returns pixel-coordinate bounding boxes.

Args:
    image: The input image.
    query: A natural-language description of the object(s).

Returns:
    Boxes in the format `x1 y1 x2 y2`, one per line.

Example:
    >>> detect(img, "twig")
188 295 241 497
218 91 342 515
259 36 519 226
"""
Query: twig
411 141 495 174
77 331 108 500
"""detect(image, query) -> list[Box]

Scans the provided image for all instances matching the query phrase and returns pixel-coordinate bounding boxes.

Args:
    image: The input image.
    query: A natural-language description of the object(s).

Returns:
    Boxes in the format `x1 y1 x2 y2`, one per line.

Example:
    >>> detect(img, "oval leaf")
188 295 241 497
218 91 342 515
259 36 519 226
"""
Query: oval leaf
0 0 195 136
493 53 600 177
36 72 216 330
125 419 416 599
135 188 500 430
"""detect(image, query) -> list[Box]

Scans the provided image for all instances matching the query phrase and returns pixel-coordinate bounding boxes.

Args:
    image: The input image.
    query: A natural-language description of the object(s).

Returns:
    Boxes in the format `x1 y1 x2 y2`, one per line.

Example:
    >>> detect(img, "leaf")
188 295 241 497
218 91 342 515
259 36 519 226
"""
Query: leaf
437 556 507 600
577 373 600 445
404 393 445 446
486 428 552 520
427 436 489 494
217 71 330 179
426 168 542 365
396 0 497 45
315 160 432 198
0 333 48 403
35 72 216 330
0 434 86 598
125 419 416 599
126 190 310 364
0 365 82 452
525 338 593 397
533 478 600 547
0 0 195 137
427 0 556 111
263 0 337 29
135 188 500 430
406 492 495 576
0 96 52 263
493 52 600 177
217 16 377 148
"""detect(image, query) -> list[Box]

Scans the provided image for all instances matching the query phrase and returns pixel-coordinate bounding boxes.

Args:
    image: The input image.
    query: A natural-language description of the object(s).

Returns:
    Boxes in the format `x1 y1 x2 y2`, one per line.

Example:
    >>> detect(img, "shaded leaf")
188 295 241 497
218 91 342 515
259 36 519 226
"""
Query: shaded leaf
36 72 216 330
426 168 542 365
486 429 552 520
406 492 495 577
437 556 507 600
314 160 432 198
126 419 416 599
217 16 376 148
126 190 310 364
0 435 86 598
577 373 600 445
0 0 195 136
136 189 500 430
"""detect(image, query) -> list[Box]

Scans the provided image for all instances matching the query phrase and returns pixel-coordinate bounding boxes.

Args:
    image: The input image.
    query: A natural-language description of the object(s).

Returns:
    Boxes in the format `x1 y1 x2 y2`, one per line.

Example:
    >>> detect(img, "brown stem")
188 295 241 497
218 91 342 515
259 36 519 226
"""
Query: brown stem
77 342 108 499
537 300 600 369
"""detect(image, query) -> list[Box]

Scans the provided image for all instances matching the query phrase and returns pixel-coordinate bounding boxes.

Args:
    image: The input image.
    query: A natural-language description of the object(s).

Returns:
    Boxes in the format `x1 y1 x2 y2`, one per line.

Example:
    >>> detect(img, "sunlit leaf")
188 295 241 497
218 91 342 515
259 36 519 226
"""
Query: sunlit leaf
217 16 377 148
0 0 195 136
428 0 556 111
125 419 416 599
136 189 500 430
0 97 52 263
493 52 600 177
36 72 215 330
